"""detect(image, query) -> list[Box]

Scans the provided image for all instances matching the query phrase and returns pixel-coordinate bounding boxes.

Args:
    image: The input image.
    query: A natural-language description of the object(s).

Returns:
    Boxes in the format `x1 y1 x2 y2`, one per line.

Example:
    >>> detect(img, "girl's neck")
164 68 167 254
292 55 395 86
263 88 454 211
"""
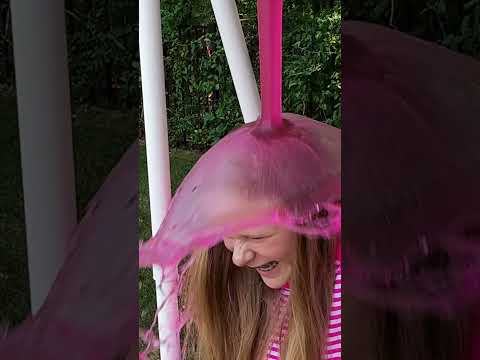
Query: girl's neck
260 284 291 359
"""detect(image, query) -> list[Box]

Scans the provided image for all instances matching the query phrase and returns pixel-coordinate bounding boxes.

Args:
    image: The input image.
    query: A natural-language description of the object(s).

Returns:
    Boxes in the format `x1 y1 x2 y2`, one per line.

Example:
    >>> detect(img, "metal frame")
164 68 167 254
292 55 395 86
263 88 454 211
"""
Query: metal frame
139 0 260 358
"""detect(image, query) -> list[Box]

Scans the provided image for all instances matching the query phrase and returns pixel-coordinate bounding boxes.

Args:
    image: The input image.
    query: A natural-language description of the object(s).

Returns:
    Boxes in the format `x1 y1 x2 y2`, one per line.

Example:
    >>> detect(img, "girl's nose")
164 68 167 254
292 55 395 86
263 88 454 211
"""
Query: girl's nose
232 239 255 267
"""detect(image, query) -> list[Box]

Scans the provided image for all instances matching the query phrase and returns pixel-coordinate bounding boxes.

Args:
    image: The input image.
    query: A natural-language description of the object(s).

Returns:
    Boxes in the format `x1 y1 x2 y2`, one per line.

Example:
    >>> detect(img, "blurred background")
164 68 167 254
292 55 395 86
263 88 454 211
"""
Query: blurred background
342 1 479 360
0 0 138 328
0 0 341 341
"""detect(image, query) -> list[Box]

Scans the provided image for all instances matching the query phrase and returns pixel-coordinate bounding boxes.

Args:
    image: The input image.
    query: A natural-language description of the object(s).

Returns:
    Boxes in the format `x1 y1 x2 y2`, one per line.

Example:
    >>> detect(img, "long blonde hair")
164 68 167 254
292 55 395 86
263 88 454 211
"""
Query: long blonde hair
180 234 337 360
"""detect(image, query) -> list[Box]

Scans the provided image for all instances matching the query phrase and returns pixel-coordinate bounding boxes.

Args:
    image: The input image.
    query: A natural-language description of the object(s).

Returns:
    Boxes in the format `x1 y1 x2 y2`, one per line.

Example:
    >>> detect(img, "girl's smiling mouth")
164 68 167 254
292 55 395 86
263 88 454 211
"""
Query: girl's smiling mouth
254 261 279 272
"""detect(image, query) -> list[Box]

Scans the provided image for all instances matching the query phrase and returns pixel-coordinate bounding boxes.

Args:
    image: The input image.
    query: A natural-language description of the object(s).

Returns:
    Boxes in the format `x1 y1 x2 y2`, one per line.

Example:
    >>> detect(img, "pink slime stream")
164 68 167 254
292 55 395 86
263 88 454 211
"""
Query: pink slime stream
258 0 283 129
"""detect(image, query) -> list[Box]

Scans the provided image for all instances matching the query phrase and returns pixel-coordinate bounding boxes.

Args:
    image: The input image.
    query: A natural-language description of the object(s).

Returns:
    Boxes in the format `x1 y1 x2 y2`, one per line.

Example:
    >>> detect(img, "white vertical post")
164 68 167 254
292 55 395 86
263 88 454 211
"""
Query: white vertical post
139 1 180 359
10 0 77 314
211 0 261 123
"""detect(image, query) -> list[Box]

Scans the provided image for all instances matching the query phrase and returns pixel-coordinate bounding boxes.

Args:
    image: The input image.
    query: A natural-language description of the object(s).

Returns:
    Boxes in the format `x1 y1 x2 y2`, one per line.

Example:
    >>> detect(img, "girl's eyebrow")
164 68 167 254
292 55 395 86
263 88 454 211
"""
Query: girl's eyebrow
225 231 275 240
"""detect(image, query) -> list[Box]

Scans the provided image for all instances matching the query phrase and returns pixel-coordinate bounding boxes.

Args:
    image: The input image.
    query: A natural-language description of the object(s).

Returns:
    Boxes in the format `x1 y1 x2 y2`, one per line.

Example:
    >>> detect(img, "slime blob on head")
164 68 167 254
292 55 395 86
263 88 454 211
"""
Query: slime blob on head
139 0 341 269
139 113 341 268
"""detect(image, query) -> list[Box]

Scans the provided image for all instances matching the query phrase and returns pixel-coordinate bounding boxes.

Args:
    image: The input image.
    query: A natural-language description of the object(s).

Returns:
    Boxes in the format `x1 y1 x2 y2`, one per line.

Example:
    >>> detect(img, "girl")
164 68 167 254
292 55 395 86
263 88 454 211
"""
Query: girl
138 0 342 357
138 110 341 360
180 223 341 360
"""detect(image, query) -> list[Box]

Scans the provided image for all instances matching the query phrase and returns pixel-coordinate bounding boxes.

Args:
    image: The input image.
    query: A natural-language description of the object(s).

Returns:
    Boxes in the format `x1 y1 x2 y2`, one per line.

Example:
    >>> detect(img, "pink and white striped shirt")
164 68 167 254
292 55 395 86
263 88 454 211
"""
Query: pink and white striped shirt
266 256 342 360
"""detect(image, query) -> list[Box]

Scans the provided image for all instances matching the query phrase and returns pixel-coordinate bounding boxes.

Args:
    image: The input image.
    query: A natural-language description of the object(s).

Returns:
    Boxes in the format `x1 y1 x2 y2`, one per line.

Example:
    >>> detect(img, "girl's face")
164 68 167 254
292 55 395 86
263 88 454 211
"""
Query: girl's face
223 225 297 289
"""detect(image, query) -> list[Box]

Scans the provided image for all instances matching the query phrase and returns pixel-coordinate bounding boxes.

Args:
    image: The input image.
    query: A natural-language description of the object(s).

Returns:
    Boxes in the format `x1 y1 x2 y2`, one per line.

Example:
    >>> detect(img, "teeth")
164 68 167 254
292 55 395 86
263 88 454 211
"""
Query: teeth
258 261 278 271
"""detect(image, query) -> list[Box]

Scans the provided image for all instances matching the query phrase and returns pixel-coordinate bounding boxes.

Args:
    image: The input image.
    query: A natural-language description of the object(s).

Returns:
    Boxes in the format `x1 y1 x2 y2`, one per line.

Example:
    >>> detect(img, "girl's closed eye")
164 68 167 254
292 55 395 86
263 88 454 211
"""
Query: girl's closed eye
249 234 273 240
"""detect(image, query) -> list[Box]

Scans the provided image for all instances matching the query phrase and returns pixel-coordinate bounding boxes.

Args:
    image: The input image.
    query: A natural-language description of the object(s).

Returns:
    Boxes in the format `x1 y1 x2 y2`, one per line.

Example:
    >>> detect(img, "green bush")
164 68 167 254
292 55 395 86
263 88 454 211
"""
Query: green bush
159 0 341 151
65 0 140 108
283 1 341 127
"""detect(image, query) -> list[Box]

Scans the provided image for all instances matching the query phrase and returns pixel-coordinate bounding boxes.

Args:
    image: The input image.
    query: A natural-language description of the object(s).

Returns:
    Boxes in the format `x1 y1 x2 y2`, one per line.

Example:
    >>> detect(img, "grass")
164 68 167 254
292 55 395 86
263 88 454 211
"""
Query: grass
0 97 137 326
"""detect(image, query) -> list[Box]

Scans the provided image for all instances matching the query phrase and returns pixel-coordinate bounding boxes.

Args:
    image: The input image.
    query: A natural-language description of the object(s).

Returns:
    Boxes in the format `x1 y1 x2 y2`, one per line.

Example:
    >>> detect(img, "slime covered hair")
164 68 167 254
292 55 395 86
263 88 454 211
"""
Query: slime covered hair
139 113 341 268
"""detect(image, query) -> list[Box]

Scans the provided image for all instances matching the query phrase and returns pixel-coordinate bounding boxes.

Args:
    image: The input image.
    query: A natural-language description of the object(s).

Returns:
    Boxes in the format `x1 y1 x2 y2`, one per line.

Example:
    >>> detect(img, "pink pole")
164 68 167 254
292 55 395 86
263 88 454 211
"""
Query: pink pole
258 0 283 129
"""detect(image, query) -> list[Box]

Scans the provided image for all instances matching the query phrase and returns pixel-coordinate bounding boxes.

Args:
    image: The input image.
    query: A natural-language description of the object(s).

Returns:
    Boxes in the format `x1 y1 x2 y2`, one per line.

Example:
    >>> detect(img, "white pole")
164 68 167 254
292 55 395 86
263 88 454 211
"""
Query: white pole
139 1 180 359
211 0 261 123
10 0 77 314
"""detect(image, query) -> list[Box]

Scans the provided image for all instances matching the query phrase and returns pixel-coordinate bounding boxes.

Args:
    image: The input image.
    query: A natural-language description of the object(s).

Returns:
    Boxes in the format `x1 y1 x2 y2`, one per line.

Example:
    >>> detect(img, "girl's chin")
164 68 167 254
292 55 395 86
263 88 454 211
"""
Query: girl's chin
257 264 291 289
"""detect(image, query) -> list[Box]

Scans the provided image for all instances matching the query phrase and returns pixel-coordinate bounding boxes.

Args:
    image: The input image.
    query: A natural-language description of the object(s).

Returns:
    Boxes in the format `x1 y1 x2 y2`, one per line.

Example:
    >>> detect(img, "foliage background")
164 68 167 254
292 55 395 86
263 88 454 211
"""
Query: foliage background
157 0 341 150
